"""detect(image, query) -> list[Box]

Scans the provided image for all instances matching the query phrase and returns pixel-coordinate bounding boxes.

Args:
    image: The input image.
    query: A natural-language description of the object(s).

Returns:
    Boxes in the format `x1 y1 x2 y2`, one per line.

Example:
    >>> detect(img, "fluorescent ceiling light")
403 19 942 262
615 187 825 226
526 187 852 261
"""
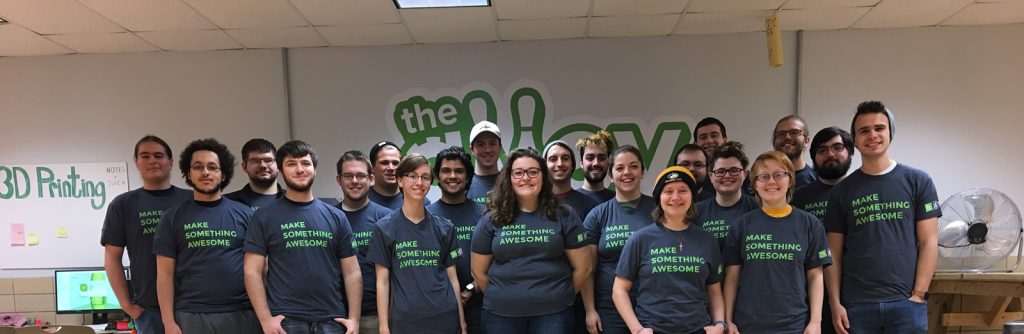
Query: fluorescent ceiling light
395 0 490 9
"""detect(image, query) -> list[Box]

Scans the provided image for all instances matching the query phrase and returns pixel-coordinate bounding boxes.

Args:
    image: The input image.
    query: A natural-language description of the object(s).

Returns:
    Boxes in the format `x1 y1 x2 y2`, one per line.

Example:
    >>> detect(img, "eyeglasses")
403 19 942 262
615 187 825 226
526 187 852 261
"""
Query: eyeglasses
773 129 804 139
815 143 847 155
340 173 369 181
754 171 790 182
677 161 706 170
511 168 542 179
190 164 221 173
403 174 432 184
712 167 744 177
246 158 275 165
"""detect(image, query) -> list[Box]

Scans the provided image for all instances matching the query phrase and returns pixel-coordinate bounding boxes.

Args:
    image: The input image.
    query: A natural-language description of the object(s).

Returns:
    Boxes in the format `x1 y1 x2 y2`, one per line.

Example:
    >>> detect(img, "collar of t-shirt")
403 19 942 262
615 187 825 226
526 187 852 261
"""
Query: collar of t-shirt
194 197 223 208
865 160 899 176
762 205 793 218
143 187 177 197
617 197 641 211
285 197 316 207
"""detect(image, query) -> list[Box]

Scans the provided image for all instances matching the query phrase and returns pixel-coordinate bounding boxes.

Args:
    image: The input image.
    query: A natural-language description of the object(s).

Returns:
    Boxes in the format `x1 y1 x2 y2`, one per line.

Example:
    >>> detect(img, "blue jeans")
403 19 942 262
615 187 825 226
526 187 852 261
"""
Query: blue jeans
280 317 349 334
482 307 574 334
133 308 164 334
846 299 927 334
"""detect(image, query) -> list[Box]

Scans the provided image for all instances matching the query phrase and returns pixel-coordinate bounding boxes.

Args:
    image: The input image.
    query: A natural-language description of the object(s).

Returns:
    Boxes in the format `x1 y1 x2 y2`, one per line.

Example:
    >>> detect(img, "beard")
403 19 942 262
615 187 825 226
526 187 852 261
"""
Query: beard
193 182 220 196
583 168 608 184
249 172 278 188
816 158 852 180
284 175 315 192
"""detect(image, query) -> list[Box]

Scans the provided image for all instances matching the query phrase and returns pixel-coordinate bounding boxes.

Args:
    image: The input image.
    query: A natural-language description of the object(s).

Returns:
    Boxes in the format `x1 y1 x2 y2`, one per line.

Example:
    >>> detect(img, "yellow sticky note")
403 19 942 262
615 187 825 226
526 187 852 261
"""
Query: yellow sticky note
57 227 69 238
27 233 40 246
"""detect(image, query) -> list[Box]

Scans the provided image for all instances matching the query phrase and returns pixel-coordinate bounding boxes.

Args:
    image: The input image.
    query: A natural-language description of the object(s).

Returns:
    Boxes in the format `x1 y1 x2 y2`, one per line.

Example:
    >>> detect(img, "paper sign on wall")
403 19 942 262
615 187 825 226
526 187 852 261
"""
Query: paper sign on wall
10 224 25 246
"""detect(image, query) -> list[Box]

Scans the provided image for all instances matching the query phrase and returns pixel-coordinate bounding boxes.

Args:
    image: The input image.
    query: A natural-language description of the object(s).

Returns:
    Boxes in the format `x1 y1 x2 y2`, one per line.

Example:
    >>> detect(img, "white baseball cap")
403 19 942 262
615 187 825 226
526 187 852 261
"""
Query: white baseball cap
470 121 500 144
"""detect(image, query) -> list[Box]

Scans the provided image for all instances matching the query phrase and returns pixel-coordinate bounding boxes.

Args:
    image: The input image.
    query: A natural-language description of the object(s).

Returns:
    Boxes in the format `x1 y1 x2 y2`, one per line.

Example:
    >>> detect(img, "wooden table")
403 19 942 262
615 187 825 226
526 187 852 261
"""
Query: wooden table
930 272 1024 333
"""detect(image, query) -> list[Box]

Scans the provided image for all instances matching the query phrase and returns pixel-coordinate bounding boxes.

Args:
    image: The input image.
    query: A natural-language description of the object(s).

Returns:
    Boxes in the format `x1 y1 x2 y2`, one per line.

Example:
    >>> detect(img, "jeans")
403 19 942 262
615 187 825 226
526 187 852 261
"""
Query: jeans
845 299 927 334
280 317 349 334
482 307 574 334
133 308 164 334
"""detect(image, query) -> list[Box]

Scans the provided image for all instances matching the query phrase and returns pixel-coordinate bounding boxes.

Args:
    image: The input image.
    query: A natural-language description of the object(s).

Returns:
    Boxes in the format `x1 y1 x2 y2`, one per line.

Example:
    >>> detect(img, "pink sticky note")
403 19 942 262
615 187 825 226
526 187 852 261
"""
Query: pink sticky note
10 223 26 246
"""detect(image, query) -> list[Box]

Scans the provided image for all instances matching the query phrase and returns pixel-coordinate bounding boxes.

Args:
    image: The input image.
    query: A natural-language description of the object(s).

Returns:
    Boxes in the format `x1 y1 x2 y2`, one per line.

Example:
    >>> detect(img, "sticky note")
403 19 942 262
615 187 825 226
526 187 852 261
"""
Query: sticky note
27 233 39 246
10 224 25 246
57 227 69 238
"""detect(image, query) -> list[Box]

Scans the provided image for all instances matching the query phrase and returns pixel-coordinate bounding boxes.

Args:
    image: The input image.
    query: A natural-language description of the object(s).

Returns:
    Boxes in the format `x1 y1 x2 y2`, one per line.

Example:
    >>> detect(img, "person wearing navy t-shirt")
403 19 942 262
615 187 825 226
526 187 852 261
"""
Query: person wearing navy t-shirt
335 150 391 334
467 121 502 205
101 135 191 334
674 144 713 203
574 130 616 204
243 140 362 334
723 151 831 334
225 138 285 212
773 116 819 189
368 141 404 210
153 138 260 334
824 101 939 334
789 126 854 334
368 153 466 334
471 148 594 334
426 146 486 334
695 142 759 249
613 166 726 334
582 145 656 334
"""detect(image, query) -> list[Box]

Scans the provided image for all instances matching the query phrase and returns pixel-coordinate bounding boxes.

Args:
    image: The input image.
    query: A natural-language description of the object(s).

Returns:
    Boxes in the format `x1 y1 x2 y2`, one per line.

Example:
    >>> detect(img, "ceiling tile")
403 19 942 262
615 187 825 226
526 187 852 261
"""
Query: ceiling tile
48 32 159 53
593 0 690 16
78 0 217 32
688 0 786 12
588 14 679 37
781 0 880 9
182 0 309 29
852 0 972 28
226 27 327 48
493 0 590 19
401 7 498 43
0 24 73 56
777 7 869 30
675 11 769 34
0 0 125 34
942 2 1024 25
290 0 401 25
136 30 242 51
316 24 412 46
499 18 586 40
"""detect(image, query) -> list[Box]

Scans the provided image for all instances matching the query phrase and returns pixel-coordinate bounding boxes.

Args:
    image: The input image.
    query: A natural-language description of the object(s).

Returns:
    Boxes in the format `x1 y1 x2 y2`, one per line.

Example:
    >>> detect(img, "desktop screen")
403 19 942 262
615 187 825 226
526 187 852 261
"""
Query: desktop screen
54 268 124 314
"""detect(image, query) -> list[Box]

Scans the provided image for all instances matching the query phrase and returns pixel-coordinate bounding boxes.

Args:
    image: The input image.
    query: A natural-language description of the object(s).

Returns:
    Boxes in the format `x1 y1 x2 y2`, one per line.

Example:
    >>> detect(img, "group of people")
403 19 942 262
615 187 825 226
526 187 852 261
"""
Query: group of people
100 100 939 334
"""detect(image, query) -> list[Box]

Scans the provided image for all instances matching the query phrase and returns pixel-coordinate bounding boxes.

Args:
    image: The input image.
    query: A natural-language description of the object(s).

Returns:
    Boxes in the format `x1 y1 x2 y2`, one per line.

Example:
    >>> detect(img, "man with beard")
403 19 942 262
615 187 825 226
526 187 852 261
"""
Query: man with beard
674 143 714 202
426 146 487 334
335 150 391 334
466 121 502 205
773 116 818 188
790 126 853 334
226 138 284 211
244 140 362 334
101 135 192 334
153 138 260 334
575 130 616 204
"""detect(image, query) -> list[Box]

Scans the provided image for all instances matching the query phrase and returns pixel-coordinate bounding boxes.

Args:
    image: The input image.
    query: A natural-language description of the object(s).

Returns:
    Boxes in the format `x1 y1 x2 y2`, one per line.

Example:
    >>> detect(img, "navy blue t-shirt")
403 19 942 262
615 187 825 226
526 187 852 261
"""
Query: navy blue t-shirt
224 184 284 212
367 211 461 334
368 188 430 211
244 198 356 321
723 209 831 334
558 190 599 222
583 196 657 310
792 181 833 222
471 209 588 317
576 188 615 204
152 198 253 313
794 166 818 189
338 201 391 315
100 187 192 309
694 195 760 248
823 164 940 304
467 174 497 205
615 223 722 334
427 199 486 288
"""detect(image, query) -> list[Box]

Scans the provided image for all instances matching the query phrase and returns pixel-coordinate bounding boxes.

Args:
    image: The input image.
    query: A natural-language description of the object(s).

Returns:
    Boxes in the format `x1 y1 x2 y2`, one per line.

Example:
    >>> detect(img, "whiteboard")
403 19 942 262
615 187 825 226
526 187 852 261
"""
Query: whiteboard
0 162 130 269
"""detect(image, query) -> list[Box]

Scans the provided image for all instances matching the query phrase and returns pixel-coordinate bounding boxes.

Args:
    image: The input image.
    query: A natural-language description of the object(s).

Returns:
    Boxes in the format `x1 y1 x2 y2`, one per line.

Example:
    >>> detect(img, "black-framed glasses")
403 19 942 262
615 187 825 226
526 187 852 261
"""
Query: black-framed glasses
815 143 847 155
403 173 432 184
754 171 790 182
511 168 542 179
190 164 221 173
712 167 744 177
246 157 275 165
773 129 804 139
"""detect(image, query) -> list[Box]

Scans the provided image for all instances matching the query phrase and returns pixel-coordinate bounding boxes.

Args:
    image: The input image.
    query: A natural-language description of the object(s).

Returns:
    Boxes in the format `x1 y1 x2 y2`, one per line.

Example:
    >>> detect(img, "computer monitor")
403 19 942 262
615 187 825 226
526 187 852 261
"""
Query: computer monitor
54 268 125 314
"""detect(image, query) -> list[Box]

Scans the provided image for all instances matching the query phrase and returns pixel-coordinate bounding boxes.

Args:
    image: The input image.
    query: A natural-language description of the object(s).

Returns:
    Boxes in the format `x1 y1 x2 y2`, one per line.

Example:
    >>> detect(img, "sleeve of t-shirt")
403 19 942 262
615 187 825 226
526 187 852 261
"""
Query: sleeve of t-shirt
614 233 642 281
706 237 724 285
562 211 587 249
333 211 357 259
470 215 496 255
823 190 846 234
582 207 604 246
441 221 460 268
152 207 177 258
244 211 268 255
366 223 392 268
722 219 743 266
99 195 127 247
804 216 832 270
913 171 942 221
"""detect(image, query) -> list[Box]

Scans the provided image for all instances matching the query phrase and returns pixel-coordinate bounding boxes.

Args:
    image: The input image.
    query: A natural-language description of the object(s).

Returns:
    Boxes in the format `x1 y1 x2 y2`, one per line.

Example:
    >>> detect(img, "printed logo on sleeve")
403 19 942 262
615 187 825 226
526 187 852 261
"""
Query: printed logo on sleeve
924 201 939 213
818 249 830 259
450 248 463 260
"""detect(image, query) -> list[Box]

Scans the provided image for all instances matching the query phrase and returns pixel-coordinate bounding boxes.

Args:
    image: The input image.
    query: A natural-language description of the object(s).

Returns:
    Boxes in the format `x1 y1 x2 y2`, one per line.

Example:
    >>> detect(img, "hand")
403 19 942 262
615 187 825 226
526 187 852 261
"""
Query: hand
333 317 358 334
703 324 725 334
831 303 850 334
163 322 182 334
460 290 473 303
379 326 391 334
803 323 821 334
635 328 654 334
908 295 926 304
727 321 740 334
123 304 144 319
586 309 602 334
260 315 286 334
461 322 468 334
